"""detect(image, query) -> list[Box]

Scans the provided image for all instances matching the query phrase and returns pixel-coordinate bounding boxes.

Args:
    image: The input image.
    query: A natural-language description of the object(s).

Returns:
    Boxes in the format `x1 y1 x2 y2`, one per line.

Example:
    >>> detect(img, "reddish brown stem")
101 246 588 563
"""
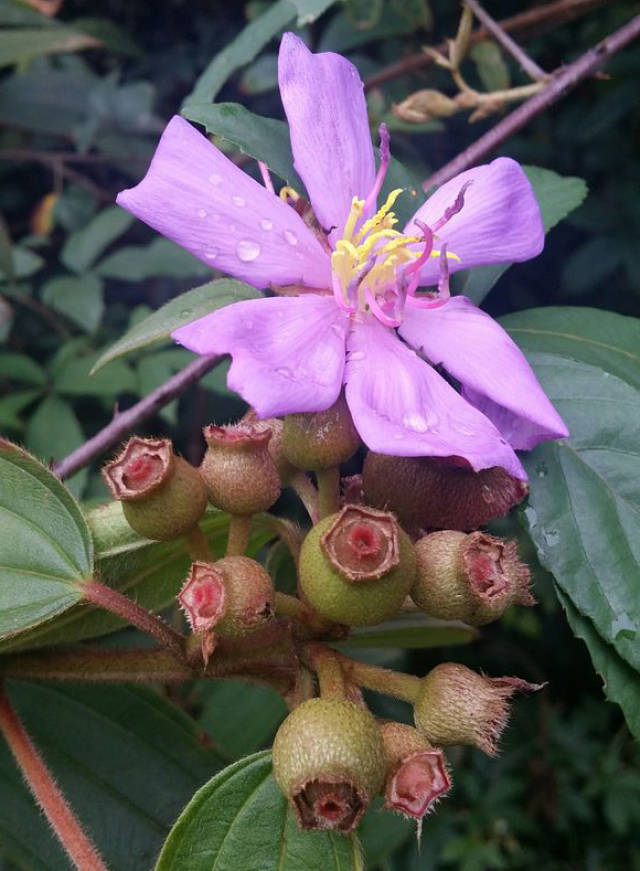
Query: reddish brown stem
0 686 109 871
82 579 186 661
422 13 640 191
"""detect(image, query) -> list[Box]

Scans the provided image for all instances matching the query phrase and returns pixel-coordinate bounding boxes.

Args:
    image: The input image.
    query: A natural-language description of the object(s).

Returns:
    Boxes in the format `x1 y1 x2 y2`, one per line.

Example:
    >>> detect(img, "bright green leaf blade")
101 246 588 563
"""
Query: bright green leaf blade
61 206 134 273
0 27 100 68
458 166 588 304
155 751 363 871
0 440 91 640
41 273 104 334
339 612 478 649
25 396 87 497
91 279 260 373
181 103 304 189
556 589 640 740
0 682 225 871
182 0 296 106
503 308 640 672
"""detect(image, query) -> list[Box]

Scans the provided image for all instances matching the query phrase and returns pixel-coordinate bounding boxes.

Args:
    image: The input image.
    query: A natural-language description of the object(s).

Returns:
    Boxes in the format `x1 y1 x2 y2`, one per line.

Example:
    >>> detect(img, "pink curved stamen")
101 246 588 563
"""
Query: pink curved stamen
332 273 357 313
405 294 450 310
437 243 451 300
404 220 434 297
364 286 402 327
431 180 473 232
360 123 391 219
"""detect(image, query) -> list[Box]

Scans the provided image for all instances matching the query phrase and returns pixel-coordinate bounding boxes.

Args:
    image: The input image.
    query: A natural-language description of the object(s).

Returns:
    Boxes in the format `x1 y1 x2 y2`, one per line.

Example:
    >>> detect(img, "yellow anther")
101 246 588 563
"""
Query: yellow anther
431 249 461 262
341 196 365 243
279 186 300 203
353 188 404 243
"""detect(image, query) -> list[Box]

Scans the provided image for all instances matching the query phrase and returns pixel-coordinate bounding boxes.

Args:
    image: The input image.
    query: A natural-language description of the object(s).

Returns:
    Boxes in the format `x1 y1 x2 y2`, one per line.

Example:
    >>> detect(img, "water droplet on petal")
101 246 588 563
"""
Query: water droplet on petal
330 323 343 335
204 250 218 260
232 195 246 207
260 218 273 230
208 173 222 186
454 421 475 436
236 239 261 262
284 230 298 246
350 350 365 362
402 412 431 433
197 208 207 218
276 367 292 378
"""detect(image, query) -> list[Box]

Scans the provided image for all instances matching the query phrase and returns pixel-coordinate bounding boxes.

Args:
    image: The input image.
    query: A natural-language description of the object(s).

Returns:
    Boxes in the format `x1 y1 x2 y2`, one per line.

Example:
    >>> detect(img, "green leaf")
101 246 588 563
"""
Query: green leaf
0 26 100 68
338 612 478 650
0 682 224 871
0 440 91 640
502 308 640 672
291 0 341 25
358 798 413 867
181 103 304 189
346 0 384 30
95 237 210 282
25 396 87 497
61 206 134 274
155 751 363 871
91 279 260 373
556 589 640 740
470 41 510 92
182 0 296 106
0 246 44 281
458 166 588 304
0 390 40 430
0 352 46 386
41 273 104 334
53 350 137 397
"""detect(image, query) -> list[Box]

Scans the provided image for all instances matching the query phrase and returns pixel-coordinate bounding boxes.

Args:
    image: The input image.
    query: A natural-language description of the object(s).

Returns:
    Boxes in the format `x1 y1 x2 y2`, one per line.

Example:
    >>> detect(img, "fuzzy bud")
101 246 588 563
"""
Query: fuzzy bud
198 556 274 639
282 394 360 471
414 663 543 756
298 506 416 626
241 411 297 484
380 722 451 819
200 422 281 515
102 437 207 541
392 89 459 123
411 531 534 625
272 698 385 832
178 562 226 634
362 453 528 536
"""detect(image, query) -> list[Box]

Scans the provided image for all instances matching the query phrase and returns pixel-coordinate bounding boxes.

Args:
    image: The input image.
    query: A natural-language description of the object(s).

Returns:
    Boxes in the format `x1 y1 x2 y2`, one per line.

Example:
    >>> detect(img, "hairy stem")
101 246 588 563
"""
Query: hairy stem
422 13 640 191
0 648 193 683
225 514 253 556
317 467 340 520
256 513 303 565
0 686 109 871
289 471 319 523
82 579 185 662
53 355 221 480
336 653 422 704
305 644 346 700
275 593 336 636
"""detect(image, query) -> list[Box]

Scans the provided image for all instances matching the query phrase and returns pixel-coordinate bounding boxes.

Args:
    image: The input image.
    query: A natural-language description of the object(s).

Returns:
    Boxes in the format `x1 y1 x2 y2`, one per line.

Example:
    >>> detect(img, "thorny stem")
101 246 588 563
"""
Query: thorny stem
289 470 320 523
225 514 253 556
336 652 422 704
0 686 110 871
422 13 640 191
464 0 548 81
305 644 346 700
183 523 214 562
317 466 341 519
82 579 186 662
53 355 221 480
364 0 608 91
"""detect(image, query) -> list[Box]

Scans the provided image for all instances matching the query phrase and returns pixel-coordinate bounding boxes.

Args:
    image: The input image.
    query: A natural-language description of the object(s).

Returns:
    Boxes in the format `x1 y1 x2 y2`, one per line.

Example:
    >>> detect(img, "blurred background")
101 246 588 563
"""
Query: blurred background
1 1 639 868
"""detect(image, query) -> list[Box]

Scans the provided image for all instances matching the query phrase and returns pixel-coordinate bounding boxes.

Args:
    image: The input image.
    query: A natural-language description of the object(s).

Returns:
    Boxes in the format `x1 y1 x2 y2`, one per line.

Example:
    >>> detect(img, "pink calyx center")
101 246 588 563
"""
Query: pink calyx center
122 454 164 490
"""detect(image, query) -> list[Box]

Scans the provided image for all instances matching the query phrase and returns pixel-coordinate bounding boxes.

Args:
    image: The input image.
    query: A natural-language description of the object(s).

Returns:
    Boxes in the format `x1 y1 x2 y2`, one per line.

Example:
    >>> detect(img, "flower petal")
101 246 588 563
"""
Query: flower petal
398 296 569 449
278 32 375 236
344 316 526 479
172 294 349 417
405 158 543 285
117 115 331 289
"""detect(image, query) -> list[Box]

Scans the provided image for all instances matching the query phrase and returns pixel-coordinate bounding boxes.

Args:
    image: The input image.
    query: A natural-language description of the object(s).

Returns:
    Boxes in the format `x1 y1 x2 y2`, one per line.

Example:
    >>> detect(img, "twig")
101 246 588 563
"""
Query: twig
364 0 608 90
422 13 640 191
464 0 547 81
53 355 221 480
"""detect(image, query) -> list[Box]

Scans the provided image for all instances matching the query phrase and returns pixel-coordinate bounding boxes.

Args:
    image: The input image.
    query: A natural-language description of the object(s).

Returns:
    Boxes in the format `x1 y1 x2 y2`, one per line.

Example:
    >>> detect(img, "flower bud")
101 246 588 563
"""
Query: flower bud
272 698 385 832
186 556 275 639
241 411 297 484
298 505 416 626
362 453 528 536
282 394 360 471
380 722 451 819
411 531 534 625
200 422 281 514
414 663 542 756
102 437 207 541
392 89 459 123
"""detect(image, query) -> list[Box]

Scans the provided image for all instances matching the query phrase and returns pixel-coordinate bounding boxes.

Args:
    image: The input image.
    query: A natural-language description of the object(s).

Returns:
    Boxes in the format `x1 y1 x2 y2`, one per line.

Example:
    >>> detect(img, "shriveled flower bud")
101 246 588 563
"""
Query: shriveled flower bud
392 89 459 123
362 453 528 536
412 531 534 625
102 437 207 541
380 722 451 819
192 556 275 639
272 698 385 832
200 422 281 514
178 561 226 633
282 394 360 471
298 506 416 626
414 663 543 756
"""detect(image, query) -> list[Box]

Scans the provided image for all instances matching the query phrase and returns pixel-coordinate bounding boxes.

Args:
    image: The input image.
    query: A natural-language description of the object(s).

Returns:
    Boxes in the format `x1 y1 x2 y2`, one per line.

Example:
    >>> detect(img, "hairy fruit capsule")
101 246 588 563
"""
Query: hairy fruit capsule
282 394 360 471
272 697 385 832
380 722 451 819
298 505 416 626
413 663 543 756
411 530 534 625
102 437 207 540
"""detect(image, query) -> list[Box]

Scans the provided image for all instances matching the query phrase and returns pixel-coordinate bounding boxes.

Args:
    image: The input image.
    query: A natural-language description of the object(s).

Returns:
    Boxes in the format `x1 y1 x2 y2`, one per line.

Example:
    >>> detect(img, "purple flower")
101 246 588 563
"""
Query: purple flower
116 33 568 480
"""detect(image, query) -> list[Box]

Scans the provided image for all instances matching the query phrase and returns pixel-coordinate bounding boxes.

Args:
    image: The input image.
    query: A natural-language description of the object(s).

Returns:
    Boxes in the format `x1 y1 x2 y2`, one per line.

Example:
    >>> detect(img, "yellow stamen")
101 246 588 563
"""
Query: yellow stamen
353 188 405 243
279 185 300 203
